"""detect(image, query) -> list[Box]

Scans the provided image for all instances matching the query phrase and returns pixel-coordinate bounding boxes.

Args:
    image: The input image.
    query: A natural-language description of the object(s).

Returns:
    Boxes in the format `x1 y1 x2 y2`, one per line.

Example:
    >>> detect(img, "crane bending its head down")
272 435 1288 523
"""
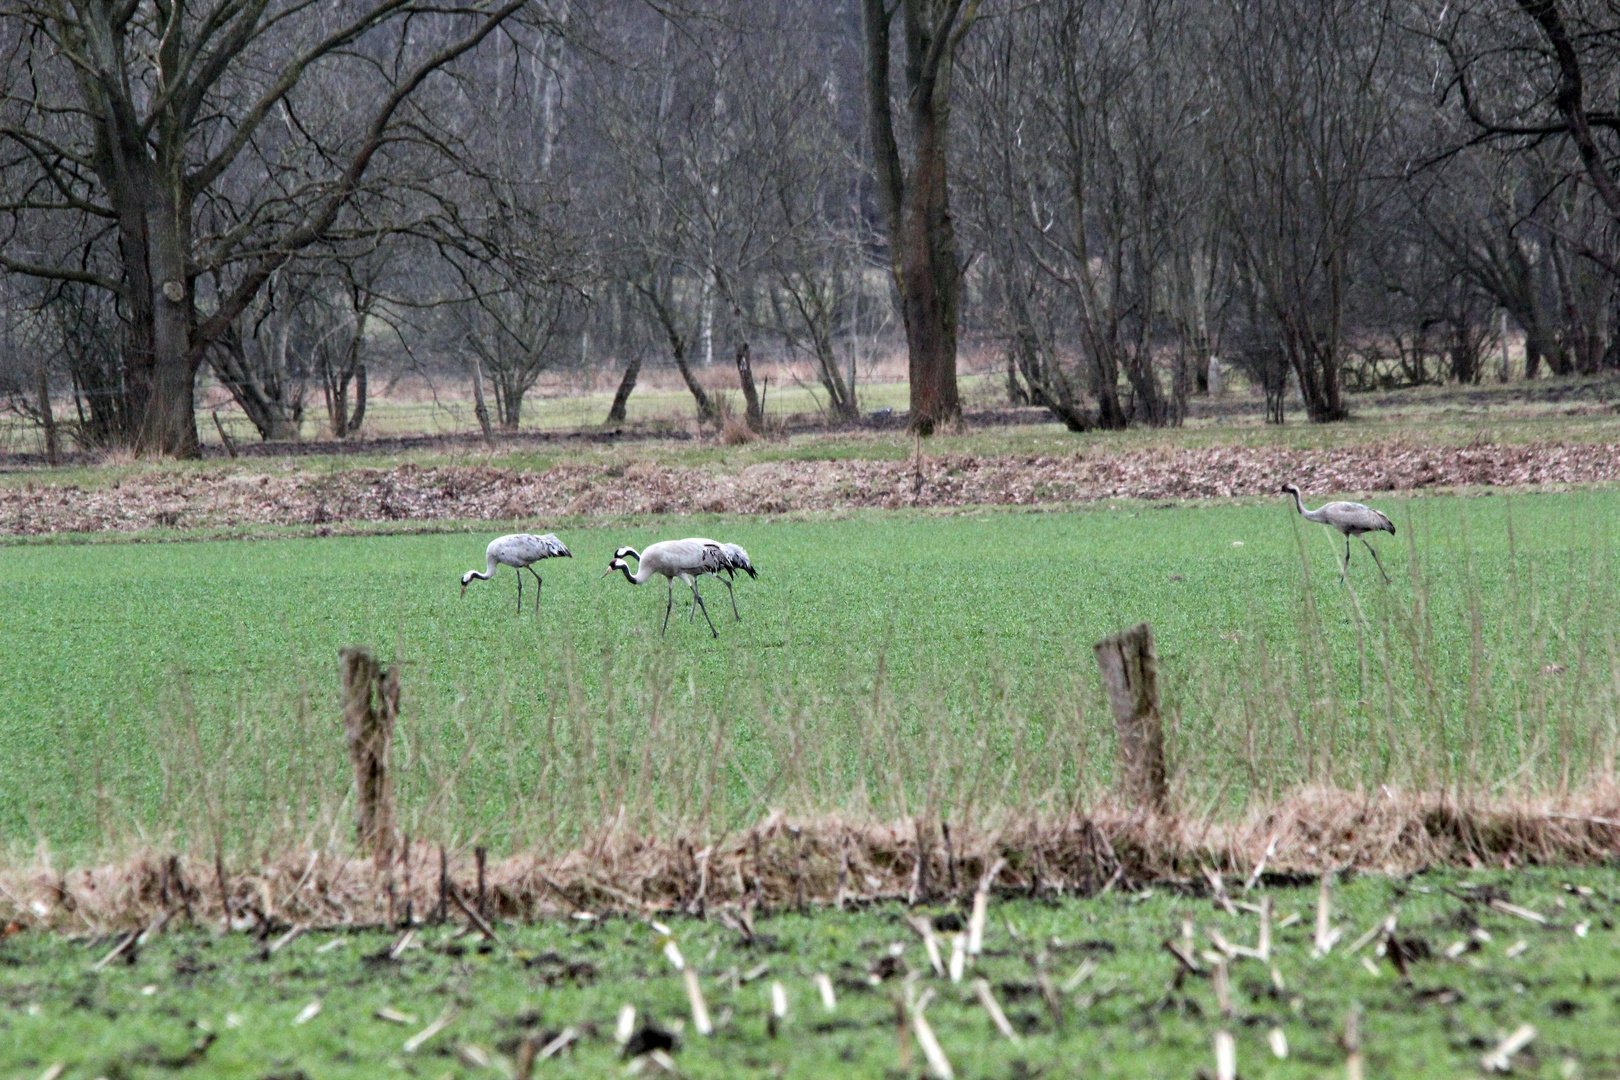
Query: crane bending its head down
614 539 756 621
604 538 740 637
461 533 572 612
1282 484 1395 583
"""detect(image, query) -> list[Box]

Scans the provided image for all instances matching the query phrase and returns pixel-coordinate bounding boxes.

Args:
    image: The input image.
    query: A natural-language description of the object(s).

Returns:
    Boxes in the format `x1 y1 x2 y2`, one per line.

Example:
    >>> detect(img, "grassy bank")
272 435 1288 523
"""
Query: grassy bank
3 868 1616 1079
2 492 1617 860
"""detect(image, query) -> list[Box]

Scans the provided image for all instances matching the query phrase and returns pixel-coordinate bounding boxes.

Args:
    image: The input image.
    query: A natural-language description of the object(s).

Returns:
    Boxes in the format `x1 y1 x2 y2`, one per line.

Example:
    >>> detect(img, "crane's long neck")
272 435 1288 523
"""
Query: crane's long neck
468 553 498 582
616 562 657 585
1292 490 1329 525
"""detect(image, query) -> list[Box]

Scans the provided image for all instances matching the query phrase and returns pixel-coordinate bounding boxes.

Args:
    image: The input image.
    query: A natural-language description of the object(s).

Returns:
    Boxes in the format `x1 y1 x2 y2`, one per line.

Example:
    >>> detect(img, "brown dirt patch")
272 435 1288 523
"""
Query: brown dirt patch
3 440 1617 536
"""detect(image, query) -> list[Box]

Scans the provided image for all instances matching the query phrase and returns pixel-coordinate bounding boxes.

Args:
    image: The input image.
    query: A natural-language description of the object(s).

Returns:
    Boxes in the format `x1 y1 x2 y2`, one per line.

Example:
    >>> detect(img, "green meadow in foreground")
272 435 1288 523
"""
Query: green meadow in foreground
3 868 1617 1079
2 491 1618 856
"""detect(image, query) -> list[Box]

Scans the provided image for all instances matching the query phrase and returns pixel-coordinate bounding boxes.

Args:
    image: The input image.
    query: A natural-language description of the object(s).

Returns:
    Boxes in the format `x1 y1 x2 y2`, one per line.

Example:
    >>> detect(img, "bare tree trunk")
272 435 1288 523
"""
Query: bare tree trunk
898 108 963 435
470 356 494 442
322 362 349 439
115 164 202 457
1005 350 1028 405
36 361 59 466
606 352 643 424
350 362 367 434
665 330 714 424
207 327 301 441
863 0 977 437
735 339 764 432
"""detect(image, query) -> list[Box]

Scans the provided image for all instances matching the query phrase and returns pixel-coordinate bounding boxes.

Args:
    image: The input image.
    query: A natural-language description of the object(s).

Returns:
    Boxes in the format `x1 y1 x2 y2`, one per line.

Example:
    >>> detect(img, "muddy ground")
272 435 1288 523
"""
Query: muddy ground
3 439 1616 536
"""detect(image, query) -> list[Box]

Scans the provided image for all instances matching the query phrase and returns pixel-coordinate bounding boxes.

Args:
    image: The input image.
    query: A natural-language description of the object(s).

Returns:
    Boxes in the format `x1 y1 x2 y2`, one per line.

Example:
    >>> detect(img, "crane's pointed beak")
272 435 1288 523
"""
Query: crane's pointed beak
601 567 615 578
460 581 468 597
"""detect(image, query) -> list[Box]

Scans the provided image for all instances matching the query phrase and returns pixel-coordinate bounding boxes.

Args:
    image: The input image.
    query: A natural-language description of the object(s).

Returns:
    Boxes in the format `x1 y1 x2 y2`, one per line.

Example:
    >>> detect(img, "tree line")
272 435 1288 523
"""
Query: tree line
3 0 1619 458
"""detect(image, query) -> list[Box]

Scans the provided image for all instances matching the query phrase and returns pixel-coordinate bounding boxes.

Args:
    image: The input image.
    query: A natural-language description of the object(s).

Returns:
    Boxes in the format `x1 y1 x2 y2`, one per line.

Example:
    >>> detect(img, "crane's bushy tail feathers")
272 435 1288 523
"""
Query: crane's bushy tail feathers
720 543 756 578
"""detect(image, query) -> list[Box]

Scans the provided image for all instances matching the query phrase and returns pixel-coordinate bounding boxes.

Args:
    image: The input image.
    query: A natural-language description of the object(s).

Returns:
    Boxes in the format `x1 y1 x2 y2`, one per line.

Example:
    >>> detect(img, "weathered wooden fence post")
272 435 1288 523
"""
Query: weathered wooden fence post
340 647 400 867
1093 622 1169 813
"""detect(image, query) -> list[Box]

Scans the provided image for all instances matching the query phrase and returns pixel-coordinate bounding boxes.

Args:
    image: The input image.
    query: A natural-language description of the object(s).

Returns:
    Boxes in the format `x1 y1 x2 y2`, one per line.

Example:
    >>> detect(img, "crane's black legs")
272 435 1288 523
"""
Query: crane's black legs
714 574 741 620
1340 536 1351 583
1361 536 1391 583
688 580 719 638
515 568 523 612
529 567 544 612
659 576 719 639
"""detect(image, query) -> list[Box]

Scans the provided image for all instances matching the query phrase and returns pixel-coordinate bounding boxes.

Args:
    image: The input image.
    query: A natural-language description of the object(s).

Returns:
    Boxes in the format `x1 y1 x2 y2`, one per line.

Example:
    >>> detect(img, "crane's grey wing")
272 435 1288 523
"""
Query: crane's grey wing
536 533 572 557
1322 502 1394 535
487 534 524 564
643 538 706 576
504 534 566 562
720 543 756 578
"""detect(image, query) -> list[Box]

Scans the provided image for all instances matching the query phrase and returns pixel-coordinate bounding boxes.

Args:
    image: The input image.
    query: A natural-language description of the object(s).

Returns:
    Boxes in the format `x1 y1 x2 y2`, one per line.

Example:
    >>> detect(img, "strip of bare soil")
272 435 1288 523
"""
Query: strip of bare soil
6 788 1618 932
3 440 1617 536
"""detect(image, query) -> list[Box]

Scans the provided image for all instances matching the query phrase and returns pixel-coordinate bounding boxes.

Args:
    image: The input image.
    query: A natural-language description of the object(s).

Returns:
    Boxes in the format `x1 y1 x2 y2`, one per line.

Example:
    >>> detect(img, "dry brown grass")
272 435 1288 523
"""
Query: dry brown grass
7 440 1620 535
7 788 1619 933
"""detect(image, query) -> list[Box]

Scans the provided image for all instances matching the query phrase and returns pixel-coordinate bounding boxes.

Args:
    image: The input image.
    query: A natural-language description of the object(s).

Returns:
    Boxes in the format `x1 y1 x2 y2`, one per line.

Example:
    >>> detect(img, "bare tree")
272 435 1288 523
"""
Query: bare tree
204 270 317 441
1218 0 1398 423
961 0 1219 429
862 0 979 434
0 0 530 457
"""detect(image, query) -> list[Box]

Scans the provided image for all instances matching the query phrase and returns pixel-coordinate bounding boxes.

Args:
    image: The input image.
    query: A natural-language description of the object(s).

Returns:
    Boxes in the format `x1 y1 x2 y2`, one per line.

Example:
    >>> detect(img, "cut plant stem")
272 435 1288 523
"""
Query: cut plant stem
909 993 954 1080
538 1027 576 1059
909 916 944 977
616 1004 637 1044
1490 899 1547 924
403 1009 456 1054
968 858 1005 958
770 981 788 1020
1481 1024 1537 1072
1214 1030 1236 1080
1313 875 1340 957
684 967 712 1035
815 972 836 1011
972 979 1020 1042
1347 913 1397 956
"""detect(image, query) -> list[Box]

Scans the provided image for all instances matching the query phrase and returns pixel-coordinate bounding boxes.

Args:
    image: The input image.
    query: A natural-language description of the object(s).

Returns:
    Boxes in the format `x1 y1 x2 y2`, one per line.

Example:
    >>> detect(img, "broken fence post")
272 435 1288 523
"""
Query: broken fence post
1093 622 1169 813
340 647 400 867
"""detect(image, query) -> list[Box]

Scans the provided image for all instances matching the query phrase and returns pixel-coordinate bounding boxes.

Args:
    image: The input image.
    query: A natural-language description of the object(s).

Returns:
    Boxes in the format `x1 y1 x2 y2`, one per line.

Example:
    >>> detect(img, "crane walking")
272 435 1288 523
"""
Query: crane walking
461 533 573 612
604 538 741 637
1282 484 1395 583
615 538 755 621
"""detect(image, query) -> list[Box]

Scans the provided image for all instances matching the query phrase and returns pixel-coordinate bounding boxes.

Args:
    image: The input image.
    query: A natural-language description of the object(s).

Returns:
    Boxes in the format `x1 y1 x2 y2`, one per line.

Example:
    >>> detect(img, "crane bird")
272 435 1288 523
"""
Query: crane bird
460 533 573 612
603 538 743 637
614 538 756 621
1282 484 1395 582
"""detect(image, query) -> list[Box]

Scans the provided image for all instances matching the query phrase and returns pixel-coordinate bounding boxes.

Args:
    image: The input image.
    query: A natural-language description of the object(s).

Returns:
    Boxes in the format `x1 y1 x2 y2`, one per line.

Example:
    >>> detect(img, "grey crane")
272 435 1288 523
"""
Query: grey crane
603 538 741 637
1282 484 1395 582
614 538 756 621
461 533 573 612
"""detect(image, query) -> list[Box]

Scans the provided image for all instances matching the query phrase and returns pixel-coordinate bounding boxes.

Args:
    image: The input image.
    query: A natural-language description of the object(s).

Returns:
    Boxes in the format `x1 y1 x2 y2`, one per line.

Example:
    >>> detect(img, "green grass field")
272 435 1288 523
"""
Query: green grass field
4 867 1617 1079
4 491 1617 858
